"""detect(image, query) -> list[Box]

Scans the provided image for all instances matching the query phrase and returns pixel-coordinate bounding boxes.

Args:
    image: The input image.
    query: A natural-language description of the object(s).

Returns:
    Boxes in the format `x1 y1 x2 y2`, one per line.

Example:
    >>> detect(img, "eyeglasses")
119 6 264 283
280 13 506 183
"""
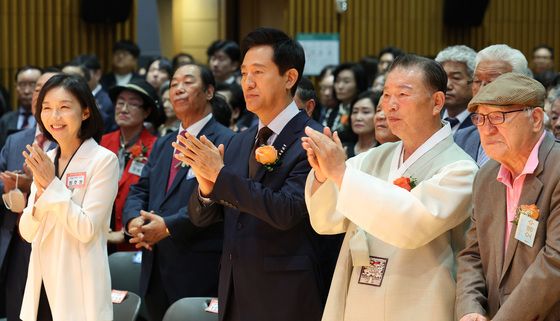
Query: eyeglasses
115 100 143 111
471 108 532 126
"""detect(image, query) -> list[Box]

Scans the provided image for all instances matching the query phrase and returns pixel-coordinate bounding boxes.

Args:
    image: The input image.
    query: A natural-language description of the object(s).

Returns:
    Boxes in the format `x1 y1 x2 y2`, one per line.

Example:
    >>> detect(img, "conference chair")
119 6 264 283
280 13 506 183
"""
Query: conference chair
162 297 218 321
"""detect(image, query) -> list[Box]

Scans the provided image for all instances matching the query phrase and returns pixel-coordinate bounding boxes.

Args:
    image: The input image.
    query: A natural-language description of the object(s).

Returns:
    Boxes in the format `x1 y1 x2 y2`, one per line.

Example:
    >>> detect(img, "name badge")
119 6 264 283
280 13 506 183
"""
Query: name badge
205 298 219 314
515 214 539 247
128 160 146 176
66 172 86 189
358 256 388 287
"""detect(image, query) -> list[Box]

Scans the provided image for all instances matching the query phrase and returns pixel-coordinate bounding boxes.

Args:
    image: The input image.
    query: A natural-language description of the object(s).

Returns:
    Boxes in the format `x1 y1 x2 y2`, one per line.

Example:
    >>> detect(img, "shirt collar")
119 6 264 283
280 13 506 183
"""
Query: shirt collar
257 101 300 137
442 108 470 125
92 84 102 96
178 113 213 137
497 131 546 184
389 121 452 180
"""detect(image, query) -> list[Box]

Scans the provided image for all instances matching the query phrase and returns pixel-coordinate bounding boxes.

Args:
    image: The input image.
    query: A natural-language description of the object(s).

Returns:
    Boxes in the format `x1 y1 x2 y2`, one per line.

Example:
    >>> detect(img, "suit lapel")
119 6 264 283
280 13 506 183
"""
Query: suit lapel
164 119 218 201
41 139 96 243
487 172 507 282
253 111 308 182
499 134 551 283
242 126 258 178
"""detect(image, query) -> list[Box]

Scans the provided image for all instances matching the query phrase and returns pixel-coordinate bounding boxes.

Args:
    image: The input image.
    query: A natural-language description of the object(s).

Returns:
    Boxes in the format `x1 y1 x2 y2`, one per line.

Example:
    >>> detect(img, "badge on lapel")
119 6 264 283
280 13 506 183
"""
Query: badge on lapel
66 172 86 189
513 204 540 247
358 256 389 287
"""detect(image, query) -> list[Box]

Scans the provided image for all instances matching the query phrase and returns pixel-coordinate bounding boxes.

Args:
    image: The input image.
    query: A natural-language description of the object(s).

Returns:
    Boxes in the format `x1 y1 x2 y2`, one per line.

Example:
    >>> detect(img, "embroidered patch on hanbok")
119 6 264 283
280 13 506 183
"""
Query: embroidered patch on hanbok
358 256 388 287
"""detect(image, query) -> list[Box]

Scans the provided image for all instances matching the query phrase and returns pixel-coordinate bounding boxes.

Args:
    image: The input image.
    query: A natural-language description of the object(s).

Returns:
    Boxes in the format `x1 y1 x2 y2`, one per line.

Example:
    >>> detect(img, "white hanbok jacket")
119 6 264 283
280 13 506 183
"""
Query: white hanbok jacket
306 133 478 321
19 138 118 321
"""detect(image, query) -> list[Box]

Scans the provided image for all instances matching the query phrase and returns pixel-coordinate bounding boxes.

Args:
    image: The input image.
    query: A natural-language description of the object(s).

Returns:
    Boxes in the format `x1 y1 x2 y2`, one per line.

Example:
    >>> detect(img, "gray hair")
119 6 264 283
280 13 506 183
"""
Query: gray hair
551 85 560 103
475 44 529 75
435 45 477 76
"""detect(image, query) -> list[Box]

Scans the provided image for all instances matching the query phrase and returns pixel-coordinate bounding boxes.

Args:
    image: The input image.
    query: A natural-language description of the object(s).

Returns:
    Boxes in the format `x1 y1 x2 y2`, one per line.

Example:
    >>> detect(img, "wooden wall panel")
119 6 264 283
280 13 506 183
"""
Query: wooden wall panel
288 0 560 68
0 0 136 108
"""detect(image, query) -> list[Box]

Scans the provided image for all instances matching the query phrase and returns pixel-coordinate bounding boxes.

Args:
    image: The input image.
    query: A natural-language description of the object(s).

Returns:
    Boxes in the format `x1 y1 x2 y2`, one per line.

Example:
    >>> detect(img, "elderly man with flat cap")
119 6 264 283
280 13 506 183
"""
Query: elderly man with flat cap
456 73 560 321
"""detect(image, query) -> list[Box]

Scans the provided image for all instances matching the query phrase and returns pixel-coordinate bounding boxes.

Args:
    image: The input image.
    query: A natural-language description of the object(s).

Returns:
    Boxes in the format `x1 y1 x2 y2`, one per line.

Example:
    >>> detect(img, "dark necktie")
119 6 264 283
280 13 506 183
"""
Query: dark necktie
36 133 46 149
167 129 187 192
248 126 274 178
21 111 32 129
444 117 460 128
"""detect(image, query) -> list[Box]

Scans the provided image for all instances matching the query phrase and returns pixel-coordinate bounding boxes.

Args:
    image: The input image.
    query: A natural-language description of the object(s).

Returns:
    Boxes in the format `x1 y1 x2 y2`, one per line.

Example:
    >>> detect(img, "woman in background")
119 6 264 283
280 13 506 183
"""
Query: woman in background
19 74 118 321
158 81 180 136
345 91 380 158
102 78 159 252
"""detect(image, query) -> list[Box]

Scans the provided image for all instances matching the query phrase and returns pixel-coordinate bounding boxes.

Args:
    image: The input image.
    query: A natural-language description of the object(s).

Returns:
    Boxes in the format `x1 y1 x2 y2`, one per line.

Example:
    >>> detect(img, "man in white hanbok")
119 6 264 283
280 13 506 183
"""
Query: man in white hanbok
302 54 478 321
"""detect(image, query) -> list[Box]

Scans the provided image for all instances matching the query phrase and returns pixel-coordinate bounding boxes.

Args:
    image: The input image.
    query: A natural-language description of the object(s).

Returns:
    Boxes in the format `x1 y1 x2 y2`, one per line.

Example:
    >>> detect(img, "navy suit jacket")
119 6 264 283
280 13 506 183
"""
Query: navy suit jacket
189 111 328 321
0 111 20 149
0 127 35 269
123 117 233 302
455 125 481 162
94 88 117 133
0 127 56 320
457 112 474 131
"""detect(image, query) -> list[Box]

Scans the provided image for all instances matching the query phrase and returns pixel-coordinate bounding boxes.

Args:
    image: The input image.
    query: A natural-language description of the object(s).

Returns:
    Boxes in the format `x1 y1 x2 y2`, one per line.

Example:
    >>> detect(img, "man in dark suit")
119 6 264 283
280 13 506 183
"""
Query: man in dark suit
176 27 327 321
456 73 560 320
72 54 117 133
0 71 57 321
435 45 477 135
100 40 143 91
123 63 233 321
0 66 42 148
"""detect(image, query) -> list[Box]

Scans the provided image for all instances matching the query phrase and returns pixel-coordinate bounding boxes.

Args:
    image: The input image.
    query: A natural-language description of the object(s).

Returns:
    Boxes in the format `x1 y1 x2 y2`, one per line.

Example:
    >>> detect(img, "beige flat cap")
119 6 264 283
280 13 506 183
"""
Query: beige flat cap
467 72 546 112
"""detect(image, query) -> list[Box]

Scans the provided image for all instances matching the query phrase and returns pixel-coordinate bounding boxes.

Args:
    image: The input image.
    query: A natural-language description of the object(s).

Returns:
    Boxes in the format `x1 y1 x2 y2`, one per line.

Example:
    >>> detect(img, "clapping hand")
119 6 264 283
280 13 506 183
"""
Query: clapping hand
172 132 225 196
0 168 32 194
22 143 55 195
301 126 347 188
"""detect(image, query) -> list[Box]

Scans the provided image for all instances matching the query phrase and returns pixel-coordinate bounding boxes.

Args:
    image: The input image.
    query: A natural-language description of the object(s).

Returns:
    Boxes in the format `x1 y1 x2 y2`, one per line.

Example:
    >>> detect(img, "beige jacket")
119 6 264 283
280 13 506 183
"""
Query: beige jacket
456 133 560 321
306 134 477 321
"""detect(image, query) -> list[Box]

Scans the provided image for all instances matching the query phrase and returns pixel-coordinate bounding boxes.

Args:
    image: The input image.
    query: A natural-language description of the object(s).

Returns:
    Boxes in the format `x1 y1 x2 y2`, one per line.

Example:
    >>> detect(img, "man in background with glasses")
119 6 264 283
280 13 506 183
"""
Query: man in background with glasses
456 72 560 321
454 44 530 166
0 66 41 149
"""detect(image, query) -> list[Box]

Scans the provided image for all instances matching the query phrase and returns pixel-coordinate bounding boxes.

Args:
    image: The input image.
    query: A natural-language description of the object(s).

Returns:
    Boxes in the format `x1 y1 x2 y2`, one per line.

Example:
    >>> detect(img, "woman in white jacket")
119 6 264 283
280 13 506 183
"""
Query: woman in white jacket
19 74 119 321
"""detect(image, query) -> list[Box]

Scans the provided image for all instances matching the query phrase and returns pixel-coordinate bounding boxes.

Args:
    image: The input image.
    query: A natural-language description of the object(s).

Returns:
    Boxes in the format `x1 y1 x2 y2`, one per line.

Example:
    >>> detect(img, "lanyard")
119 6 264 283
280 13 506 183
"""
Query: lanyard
54 143 82 179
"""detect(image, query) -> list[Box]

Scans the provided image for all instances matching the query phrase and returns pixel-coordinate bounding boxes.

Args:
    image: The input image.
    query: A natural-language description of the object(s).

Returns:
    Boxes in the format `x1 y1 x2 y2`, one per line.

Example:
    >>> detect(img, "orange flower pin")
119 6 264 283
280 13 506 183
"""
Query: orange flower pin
512 204 540 224
255 144 286 172
393 176 417 191
255 145 278 165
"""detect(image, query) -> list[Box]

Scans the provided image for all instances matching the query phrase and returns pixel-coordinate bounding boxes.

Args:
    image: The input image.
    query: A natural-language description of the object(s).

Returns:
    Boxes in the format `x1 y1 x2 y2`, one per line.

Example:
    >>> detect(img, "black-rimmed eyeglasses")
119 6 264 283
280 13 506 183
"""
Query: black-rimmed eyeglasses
470 108 532 126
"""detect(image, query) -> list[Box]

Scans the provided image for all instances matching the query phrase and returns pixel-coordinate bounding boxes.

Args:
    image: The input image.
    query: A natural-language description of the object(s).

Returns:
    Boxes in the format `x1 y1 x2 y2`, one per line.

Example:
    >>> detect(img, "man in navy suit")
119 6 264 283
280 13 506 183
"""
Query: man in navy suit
0 66 42 149
435 45 477 136
123 63 233 321
176 27 327 321
0 70 57 321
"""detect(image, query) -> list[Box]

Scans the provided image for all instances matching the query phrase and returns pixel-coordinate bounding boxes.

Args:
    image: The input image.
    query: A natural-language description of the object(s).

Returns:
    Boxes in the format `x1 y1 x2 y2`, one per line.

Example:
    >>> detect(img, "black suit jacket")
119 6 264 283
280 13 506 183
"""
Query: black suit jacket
189 111 328 321
123 118 233 303
100 72 143 92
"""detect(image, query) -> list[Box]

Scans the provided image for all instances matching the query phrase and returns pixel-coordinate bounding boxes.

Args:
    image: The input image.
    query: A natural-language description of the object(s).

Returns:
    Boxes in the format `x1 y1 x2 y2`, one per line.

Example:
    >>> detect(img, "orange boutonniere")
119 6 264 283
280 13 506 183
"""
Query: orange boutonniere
128 143 148 162
512 204 540 224
393 176 417 191
340 114 349 126
255 144 287 172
